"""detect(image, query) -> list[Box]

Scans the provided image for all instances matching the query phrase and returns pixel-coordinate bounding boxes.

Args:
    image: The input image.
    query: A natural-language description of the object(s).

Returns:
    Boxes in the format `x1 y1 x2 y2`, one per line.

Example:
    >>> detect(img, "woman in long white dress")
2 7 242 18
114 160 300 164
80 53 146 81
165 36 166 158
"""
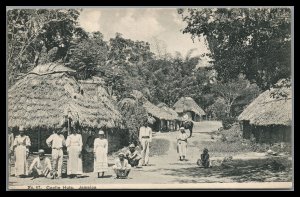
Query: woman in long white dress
13 126 31 177
66 128 83 178
93 130 108 178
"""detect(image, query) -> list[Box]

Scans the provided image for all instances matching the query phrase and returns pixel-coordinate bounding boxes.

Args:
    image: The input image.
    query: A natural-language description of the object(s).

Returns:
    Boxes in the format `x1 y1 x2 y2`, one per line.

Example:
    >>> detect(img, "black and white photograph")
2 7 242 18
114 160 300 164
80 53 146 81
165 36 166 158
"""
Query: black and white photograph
6 7 293 190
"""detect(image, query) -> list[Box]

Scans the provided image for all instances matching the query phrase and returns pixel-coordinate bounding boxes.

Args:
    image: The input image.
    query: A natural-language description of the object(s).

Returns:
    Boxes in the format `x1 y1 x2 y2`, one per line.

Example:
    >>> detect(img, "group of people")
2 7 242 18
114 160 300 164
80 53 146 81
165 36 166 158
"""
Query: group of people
9 121 154 180
177 127 211 168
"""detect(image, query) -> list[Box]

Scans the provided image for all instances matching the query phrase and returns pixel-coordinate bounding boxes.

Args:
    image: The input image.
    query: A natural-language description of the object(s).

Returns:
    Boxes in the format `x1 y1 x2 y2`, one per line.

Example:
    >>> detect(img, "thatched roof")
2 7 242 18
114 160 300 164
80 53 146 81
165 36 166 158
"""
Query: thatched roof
157 103 179 120
143 101 175 120
8 63 123 129
238 87 292 126
28 63 76 75
173 97 206 116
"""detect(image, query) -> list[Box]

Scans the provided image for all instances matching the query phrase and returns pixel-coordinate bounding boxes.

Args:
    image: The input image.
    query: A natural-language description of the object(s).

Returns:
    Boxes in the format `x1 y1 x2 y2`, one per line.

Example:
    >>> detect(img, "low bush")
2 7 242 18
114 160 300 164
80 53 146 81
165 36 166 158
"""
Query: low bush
221 116 236 130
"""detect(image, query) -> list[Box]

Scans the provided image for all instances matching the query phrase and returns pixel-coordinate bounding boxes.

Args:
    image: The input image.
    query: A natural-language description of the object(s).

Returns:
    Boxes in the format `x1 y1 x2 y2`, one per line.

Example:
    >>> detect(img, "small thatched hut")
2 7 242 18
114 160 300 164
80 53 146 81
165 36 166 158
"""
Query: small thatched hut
238 86 292 144
8 63 125 156
126 90 178 132
143 101 176 132
173 97 206 121
157 102 180 131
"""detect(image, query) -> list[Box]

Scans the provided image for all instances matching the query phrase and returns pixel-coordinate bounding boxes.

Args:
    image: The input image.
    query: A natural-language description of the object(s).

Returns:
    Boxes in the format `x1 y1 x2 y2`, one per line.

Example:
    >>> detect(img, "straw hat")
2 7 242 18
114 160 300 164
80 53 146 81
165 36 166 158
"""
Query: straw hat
118 152 125 156
129 144 135 148
99 130 105 135
180 127 185 130
38 149 45 155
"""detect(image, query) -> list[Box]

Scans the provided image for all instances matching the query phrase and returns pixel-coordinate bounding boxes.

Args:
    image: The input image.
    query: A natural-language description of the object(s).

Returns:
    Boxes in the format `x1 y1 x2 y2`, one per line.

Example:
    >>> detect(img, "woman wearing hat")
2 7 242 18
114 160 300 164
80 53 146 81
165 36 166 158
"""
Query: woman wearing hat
176 127 189 161
93 130 108 178
66 127 83 178
13 126 31 177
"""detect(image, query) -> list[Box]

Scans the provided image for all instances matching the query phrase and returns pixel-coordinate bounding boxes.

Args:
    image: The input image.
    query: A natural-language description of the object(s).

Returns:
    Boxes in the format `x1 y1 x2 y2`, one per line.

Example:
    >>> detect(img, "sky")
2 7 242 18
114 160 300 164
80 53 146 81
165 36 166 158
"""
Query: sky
78 8 211 62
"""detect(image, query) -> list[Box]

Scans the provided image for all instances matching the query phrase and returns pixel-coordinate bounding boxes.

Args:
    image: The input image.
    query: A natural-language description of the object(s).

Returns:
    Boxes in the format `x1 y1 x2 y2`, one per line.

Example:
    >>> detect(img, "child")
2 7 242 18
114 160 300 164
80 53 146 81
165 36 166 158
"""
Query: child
197 148 211 168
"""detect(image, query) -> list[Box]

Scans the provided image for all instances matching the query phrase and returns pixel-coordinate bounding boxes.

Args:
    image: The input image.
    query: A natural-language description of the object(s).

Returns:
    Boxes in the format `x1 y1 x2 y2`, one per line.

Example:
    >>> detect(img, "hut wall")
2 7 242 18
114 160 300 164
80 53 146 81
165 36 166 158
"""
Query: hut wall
241 124 291 144
240 120 251 139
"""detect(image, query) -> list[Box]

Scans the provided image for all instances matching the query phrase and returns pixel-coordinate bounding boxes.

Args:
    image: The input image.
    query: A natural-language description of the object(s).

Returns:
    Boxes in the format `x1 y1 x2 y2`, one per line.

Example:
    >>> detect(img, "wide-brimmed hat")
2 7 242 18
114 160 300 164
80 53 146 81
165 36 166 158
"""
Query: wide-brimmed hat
180 127 185 130
99 130 105 135
129 144 135 148
38 149 45 155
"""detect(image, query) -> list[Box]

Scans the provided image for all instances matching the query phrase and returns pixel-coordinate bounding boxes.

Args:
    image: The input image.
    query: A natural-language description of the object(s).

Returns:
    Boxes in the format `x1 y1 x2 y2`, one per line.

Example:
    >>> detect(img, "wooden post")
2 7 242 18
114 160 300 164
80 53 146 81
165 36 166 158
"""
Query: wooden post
38 128 40 150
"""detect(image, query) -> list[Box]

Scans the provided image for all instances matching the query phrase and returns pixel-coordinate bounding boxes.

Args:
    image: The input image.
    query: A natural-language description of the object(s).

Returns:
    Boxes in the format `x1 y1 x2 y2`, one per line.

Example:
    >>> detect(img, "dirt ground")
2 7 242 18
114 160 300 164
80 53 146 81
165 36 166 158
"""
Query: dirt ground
8 121 292 188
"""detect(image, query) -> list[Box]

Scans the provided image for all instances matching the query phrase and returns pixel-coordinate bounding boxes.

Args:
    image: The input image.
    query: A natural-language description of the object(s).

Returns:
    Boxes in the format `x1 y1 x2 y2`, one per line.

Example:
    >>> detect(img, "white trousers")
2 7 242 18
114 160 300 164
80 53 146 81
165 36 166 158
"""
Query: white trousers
140 139 150 165
177 141 187 157
52 149 63 177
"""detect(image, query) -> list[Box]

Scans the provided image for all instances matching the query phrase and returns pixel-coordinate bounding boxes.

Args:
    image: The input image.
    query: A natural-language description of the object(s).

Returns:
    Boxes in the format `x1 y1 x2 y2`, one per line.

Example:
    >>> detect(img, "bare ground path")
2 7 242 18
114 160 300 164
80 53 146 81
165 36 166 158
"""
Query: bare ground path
9 121 292 187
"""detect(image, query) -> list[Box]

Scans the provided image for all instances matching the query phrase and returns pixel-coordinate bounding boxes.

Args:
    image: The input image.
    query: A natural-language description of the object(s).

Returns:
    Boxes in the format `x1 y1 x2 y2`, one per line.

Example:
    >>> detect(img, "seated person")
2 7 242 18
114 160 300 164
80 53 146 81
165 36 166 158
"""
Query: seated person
126 144 141 167
197 148 211 168
29 149 53 179
112 152 131 179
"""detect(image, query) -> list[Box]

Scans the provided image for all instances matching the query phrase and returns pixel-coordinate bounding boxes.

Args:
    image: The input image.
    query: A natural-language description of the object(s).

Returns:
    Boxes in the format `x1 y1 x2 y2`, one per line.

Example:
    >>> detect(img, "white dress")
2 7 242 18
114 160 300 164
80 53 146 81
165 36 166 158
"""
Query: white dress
66 134 83 175
93 138 108 172
13 135 31 176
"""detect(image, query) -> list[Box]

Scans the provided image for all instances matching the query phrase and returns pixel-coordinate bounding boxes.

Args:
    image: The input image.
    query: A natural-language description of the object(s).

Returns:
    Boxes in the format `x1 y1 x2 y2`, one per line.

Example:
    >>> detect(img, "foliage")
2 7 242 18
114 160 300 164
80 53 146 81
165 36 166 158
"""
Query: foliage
178 8 291 90
118 99 148 145
65 31 109 80
211 76 261 118
7 9 87 86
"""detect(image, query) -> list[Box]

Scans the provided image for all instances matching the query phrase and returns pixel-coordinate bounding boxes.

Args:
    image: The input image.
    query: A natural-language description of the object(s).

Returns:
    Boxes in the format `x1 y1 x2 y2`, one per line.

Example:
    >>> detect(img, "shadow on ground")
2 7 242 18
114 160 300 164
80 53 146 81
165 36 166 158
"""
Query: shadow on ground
152 157 292 183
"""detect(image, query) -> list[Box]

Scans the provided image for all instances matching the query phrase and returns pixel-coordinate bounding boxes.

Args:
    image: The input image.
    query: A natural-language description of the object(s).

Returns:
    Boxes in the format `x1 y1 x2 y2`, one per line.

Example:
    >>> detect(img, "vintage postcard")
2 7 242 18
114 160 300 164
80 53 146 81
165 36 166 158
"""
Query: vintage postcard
7 7 293 190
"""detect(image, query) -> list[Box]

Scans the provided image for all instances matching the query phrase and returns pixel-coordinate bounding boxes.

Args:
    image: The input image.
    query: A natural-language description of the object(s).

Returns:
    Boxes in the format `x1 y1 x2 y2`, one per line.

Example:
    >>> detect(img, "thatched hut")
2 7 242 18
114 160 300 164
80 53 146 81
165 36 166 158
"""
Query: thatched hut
124 90 178 132
157 102 180 131
143 101 176 132
8 63 125 156
238 86 292 144
173 97 206 121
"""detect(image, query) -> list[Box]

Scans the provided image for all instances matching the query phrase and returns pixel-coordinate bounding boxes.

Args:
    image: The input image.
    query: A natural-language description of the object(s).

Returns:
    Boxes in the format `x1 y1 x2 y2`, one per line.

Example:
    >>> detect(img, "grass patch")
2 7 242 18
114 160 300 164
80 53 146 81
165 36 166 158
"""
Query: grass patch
149 138 170 156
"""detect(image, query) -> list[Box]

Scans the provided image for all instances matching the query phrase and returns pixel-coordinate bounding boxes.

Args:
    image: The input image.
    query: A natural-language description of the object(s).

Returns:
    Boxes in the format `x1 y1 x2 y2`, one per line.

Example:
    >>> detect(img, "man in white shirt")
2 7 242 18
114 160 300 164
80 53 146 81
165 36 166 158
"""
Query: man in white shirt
139 121 152 166
29 149 52 179
46 128 66 178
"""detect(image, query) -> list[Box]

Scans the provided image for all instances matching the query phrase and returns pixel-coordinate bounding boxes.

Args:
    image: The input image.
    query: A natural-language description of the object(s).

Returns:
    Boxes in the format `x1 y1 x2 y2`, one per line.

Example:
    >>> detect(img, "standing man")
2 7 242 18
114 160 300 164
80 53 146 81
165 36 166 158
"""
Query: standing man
176 127 189 161
139 121 152 166
46 127 66 179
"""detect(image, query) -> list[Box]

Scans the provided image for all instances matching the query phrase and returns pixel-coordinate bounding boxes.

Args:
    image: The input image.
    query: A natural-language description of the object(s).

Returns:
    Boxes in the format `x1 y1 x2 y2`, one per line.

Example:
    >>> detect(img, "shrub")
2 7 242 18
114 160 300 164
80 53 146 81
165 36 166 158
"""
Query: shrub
221 116 236 129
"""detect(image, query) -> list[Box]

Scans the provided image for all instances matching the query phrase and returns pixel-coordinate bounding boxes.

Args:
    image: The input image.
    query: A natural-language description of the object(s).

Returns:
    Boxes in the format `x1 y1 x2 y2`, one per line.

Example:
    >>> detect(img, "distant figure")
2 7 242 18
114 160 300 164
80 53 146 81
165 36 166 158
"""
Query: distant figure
28 149 53 179
46 127 66 179
139 121 152 166
176 127 189 161
126 144 142 167
94 130 108 178
13 126 31 177
112 152 131 179
197 148 211 168
181 114 194 137
66 127 83 178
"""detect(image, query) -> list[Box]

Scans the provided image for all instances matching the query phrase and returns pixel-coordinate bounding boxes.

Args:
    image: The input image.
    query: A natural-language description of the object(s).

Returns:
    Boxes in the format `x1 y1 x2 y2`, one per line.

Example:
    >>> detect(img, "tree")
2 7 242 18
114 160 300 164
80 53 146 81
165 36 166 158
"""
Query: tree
211 76 260 118
118 99 148 144
7 9 87 86
65 31 109 80
178 8 291 90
